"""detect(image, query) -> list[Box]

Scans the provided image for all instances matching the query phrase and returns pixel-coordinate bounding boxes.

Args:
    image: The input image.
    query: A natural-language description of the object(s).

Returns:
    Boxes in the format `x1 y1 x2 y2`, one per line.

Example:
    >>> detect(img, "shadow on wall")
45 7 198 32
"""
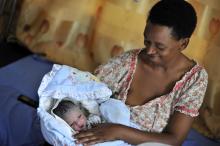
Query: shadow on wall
16 0 153 71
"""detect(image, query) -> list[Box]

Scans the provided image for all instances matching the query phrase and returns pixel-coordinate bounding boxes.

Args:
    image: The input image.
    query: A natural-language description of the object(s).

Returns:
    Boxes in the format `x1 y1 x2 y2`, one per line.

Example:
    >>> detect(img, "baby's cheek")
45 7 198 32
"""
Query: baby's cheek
83 118 87 124
71 125 77 131
79 117 86 125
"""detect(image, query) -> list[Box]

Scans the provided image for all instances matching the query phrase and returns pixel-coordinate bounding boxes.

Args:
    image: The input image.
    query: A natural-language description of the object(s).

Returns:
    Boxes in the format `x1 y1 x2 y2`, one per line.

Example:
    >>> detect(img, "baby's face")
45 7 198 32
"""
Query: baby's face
64 108 87 131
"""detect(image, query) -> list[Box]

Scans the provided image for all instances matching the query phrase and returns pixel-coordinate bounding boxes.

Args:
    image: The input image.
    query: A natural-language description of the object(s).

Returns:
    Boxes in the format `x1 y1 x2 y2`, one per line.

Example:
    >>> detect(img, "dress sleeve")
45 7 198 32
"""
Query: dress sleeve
174 68 208 117
94 51 131 93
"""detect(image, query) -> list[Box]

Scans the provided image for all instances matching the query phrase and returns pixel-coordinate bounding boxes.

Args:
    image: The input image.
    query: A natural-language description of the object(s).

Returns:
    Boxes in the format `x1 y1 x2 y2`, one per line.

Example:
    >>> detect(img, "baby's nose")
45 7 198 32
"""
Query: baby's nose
76 121 84 127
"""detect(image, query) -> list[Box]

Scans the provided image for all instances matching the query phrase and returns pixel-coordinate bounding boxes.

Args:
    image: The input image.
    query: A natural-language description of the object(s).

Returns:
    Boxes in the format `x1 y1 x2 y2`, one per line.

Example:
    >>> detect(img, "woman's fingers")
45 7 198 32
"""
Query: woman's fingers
75 133 101 144
79 135 98 143
84 139 103 145
74 123 120 145
74 131 94 139
74 130 105 144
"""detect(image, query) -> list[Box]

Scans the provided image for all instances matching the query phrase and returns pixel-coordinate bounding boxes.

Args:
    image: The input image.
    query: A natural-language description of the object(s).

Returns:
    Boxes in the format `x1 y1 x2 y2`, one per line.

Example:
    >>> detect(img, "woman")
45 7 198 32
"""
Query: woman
75 0 208 145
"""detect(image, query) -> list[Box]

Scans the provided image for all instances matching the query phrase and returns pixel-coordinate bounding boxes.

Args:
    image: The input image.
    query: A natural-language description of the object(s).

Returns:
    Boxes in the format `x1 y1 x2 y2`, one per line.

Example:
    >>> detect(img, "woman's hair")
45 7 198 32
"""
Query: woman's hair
147 0 197 40
53 100 89 119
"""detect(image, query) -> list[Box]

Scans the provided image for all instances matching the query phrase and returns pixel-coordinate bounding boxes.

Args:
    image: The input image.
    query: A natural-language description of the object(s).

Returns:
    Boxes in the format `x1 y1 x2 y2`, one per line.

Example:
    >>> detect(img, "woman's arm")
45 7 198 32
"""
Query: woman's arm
120 112 194 145
74 112 194 146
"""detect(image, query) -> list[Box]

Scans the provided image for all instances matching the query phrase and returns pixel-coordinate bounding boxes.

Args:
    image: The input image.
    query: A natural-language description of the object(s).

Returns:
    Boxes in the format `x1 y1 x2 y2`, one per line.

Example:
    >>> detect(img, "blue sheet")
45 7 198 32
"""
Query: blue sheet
0 55 219 146
0 55 53 146
183 129 220 146
0 55 53 98
0 85 44 146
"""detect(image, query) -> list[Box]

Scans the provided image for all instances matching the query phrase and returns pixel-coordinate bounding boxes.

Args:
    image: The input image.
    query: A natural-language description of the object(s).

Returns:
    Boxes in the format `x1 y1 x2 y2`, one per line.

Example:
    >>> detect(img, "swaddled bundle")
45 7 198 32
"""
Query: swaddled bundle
37 64 112 145
37 64 137 146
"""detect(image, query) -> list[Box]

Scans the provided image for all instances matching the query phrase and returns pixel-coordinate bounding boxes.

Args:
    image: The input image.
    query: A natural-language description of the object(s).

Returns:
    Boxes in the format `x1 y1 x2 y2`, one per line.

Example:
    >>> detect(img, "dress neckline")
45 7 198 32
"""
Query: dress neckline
126 48 201 108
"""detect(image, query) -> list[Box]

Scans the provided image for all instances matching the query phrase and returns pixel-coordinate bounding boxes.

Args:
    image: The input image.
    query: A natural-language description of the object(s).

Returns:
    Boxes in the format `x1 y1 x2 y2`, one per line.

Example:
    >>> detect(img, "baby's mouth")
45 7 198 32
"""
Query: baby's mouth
78 124 86 131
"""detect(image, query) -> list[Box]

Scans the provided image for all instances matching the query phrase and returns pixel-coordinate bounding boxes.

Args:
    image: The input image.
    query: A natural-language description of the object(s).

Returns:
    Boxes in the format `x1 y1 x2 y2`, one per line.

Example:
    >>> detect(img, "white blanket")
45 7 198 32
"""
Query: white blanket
37 64 135 146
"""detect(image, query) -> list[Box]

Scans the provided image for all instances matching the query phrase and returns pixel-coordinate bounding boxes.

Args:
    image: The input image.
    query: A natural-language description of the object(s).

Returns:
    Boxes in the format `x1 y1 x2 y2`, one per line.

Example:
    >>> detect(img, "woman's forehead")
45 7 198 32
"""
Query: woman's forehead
144 23 180 45
144 23 173 39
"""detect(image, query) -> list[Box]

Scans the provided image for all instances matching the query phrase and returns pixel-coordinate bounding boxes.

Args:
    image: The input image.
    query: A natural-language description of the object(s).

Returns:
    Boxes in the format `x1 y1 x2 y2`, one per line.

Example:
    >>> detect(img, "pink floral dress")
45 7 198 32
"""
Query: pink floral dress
94 49 208 133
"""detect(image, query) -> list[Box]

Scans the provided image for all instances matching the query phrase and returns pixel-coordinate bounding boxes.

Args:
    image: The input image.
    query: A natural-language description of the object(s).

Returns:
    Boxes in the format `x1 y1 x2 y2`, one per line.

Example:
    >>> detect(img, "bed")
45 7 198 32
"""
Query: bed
0 55 52 146
0 54 219 146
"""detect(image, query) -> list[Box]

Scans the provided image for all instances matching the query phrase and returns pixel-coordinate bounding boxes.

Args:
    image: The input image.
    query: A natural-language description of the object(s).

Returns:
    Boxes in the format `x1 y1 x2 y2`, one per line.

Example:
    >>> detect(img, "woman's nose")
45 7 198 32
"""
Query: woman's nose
146 46 157 55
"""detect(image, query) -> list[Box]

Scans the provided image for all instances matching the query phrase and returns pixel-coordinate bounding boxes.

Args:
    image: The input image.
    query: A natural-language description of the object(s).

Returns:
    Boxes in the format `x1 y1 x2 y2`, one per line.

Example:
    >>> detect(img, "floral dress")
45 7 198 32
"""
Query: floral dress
94 49 208 133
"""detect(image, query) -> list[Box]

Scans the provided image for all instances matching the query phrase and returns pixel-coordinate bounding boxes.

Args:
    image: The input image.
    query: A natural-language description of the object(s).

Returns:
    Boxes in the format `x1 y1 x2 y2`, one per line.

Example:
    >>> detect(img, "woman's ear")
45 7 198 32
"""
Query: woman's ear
179 38 189 51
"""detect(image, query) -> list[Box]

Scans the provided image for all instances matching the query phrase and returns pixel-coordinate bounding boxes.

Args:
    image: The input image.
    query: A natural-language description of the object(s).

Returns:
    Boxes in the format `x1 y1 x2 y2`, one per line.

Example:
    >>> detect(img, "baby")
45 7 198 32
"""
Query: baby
52 100 101 132
37 64 113 145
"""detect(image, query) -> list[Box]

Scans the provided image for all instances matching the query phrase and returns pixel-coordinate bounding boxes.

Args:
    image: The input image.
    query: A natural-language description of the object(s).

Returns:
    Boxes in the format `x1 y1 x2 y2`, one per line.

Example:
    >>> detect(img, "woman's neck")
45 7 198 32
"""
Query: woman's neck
139 51 193 74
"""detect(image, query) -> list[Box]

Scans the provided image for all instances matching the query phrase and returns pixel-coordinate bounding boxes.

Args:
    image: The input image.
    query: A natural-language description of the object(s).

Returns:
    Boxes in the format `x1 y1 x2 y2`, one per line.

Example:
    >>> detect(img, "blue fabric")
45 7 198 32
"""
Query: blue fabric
183 129 220 146
0 55 53 99
0 85 44 146
0 55 53 146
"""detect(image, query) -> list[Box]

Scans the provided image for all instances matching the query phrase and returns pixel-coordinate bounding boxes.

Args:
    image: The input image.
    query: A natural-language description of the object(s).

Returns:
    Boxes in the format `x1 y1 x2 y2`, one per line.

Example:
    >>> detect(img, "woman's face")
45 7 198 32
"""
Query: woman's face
64 107 87 131
143 22 187 66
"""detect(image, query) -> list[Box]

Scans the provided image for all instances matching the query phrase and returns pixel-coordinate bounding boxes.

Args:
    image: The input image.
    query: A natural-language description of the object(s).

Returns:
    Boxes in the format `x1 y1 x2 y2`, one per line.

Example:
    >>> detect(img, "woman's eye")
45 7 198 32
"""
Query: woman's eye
78 114 82 118
156 45 165 51
158 47 165 51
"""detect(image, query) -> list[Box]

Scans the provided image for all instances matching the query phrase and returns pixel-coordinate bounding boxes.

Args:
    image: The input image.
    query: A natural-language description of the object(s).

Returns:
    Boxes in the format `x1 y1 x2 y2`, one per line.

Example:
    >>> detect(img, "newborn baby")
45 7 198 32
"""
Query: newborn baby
53 100 89 132
52 99 101 132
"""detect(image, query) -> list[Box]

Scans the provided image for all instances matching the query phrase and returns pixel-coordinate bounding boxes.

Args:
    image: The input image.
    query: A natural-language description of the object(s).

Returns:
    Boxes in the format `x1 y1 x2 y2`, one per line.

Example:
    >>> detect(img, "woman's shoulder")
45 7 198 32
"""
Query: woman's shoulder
114 48 142 60
191 63 208 88
173 62 208 92
190 63 208 81
173 63 208 117
125 48 142 56
95 49 141 72
186 63 208 87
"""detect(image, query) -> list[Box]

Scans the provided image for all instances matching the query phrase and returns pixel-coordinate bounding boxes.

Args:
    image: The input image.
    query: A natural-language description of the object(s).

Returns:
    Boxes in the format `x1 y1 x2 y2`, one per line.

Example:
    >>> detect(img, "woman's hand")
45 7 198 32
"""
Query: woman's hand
74 123 123 145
